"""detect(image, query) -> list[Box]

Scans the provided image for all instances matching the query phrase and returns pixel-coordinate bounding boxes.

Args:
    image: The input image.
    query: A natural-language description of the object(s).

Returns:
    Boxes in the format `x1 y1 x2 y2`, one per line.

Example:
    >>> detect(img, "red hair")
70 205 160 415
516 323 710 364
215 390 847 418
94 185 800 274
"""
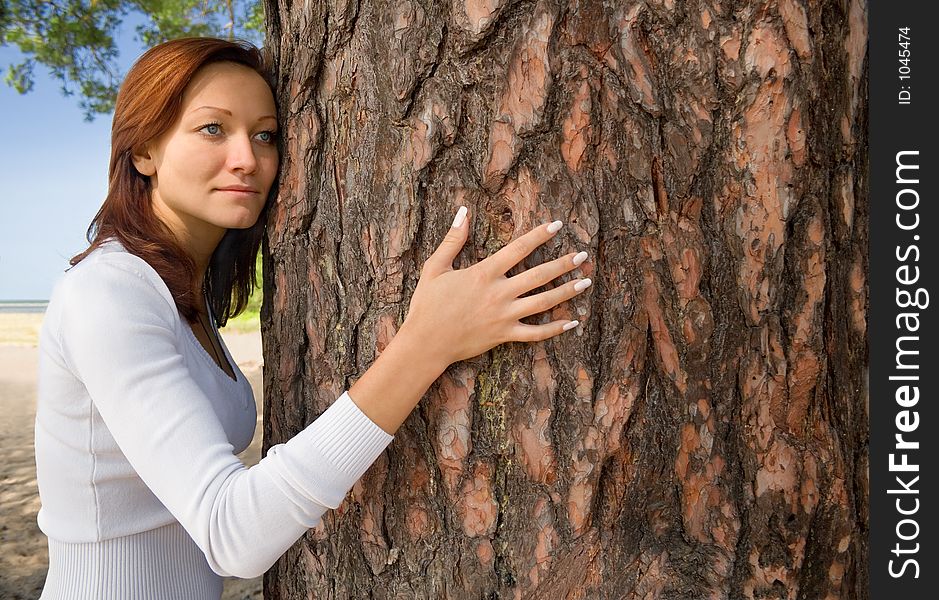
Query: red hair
69 37 279 326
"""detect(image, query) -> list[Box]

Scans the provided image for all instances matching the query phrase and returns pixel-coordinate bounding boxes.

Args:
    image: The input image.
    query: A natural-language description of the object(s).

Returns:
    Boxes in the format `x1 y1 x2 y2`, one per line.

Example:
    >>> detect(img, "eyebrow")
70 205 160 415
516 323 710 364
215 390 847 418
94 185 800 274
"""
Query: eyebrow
190 106 277 121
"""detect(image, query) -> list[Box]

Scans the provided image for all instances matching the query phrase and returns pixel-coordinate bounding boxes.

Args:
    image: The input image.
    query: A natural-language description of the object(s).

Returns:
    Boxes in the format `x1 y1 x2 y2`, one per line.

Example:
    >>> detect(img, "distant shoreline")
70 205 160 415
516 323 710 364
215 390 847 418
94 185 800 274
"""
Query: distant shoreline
0 301 49 314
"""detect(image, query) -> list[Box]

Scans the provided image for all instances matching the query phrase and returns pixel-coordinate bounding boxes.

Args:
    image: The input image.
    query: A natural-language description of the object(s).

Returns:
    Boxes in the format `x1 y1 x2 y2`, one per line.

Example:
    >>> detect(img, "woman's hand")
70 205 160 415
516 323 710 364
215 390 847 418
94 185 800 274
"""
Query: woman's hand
400 206 591 368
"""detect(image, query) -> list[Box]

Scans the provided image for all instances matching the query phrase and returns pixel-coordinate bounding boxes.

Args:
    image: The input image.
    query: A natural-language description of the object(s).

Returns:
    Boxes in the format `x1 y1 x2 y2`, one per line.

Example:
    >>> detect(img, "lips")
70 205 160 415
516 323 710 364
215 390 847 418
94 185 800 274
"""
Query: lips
216 185 259 193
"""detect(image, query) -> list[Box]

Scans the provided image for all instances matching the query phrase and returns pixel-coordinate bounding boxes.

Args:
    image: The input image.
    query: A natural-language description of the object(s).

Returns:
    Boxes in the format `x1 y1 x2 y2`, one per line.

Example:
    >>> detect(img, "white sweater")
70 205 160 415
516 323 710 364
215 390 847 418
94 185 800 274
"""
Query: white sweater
34 239 395 599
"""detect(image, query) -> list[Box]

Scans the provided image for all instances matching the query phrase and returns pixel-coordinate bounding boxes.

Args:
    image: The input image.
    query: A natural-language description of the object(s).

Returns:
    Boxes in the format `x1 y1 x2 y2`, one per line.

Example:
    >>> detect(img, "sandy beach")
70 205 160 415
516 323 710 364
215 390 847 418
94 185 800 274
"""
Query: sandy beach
0 314 264 600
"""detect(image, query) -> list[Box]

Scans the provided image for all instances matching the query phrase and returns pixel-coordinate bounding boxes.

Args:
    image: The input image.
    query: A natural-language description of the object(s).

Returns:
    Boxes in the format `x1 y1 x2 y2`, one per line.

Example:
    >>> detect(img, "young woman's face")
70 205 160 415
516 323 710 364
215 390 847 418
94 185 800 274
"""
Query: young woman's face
133 61 279 244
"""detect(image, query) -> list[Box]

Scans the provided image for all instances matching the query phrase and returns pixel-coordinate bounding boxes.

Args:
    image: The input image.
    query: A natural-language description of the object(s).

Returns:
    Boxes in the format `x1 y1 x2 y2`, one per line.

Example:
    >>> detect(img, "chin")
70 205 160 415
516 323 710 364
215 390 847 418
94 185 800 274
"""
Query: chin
226 218 260 230
219 209 262 230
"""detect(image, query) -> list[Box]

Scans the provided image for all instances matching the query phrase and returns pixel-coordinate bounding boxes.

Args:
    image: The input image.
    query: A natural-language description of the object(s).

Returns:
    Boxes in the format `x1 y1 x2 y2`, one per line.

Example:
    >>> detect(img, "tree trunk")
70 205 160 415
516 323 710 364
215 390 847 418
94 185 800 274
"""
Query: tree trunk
260 0 869 598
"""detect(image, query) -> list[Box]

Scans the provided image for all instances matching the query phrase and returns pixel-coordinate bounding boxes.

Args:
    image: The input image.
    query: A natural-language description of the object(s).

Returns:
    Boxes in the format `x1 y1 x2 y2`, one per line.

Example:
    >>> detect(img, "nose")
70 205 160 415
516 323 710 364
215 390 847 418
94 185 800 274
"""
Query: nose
227 134 259 174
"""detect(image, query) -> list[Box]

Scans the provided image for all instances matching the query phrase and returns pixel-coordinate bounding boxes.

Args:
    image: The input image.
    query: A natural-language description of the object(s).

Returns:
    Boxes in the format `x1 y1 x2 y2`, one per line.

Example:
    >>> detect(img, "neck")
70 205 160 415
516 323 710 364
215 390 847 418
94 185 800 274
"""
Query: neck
151 196 226 302
188 249 219 309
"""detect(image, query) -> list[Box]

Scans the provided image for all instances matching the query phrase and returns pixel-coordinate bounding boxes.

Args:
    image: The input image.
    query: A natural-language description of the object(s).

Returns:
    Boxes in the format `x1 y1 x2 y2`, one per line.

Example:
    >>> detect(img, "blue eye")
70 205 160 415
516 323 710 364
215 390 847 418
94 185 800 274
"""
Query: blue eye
198 122 277 144
200 122 223 135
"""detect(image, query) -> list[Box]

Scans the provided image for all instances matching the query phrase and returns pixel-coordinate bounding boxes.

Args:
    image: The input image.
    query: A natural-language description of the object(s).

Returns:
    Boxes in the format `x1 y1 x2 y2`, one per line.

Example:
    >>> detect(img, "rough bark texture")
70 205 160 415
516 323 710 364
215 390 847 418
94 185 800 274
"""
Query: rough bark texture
260 0 869 598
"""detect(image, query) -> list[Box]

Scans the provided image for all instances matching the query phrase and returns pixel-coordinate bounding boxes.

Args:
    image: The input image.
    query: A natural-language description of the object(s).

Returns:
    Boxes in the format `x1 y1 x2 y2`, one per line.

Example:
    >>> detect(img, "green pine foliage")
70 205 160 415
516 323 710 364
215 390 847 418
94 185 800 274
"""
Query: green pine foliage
1 0 265 121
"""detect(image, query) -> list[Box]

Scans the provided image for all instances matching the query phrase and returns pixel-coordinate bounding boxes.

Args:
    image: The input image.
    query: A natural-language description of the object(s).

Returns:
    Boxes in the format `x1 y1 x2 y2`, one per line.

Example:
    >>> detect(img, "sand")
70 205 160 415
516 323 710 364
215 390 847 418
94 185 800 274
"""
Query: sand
0 315 264 600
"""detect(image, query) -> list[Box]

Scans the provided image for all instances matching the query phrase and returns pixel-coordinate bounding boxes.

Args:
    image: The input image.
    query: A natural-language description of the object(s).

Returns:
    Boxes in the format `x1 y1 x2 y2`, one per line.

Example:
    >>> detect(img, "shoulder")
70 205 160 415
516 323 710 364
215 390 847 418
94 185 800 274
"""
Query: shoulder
52 240 179 322
47 242 189 386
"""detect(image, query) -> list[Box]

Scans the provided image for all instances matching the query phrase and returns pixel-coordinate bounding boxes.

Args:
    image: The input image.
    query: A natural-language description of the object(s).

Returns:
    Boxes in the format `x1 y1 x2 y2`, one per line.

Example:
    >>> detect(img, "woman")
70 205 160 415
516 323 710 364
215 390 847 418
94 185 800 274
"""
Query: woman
34 37 591 599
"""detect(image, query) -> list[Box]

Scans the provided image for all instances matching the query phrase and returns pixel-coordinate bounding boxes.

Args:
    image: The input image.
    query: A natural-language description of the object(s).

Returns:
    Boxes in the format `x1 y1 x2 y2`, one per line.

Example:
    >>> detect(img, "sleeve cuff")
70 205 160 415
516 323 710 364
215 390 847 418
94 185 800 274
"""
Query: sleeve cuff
263 391 394 510
303 390 395 476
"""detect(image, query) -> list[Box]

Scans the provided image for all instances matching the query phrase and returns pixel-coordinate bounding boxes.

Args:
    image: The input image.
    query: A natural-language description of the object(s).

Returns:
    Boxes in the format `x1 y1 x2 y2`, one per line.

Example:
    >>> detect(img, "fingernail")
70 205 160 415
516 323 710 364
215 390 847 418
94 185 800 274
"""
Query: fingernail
562 320 580 331
572 251 588 267
546 220 563 234
451 206 467 229
574 278 592 292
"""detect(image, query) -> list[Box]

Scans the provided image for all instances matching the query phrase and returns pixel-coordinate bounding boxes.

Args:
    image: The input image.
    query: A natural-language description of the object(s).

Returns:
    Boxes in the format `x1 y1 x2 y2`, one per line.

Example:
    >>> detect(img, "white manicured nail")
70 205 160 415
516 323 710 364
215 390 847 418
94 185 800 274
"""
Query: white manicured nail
562 320 580 331
572 251 588 267
451 206 467 228
546 220 563 234
574 278 592 292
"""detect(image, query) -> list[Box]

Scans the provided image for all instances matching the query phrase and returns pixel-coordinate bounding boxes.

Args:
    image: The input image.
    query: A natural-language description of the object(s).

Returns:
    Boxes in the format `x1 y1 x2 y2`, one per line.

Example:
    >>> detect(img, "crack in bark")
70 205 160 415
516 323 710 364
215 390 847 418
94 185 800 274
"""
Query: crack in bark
401 22 450 122
456 0 539 58
328 0 362 56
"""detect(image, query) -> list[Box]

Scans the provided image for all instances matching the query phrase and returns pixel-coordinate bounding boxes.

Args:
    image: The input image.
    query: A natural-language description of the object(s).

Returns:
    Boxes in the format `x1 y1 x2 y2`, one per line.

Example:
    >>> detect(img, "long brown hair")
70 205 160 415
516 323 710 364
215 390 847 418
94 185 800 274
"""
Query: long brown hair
69 37 279 327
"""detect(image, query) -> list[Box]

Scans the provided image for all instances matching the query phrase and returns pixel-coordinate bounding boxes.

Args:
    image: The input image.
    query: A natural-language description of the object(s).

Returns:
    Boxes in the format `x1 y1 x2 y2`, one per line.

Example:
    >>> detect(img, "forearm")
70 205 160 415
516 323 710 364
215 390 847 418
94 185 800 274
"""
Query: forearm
348 323 450 435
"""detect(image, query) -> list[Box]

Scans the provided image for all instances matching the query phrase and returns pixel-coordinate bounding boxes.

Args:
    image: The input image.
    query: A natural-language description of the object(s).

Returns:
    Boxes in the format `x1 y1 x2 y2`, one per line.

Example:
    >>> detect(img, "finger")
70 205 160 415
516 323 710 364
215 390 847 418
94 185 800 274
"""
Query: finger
505 251 588 297
481 220 564 277
423 206 470 277
510 319 581 342
510 277 592 320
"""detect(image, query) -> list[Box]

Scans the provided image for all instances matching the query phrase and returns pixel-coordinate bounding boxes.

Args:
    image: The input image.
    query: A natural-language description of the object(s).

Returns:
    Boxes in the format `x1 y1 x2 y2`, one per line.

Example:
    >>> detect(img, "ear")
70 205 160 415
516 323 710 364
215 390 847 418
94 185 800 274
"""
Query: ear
131 142 156 177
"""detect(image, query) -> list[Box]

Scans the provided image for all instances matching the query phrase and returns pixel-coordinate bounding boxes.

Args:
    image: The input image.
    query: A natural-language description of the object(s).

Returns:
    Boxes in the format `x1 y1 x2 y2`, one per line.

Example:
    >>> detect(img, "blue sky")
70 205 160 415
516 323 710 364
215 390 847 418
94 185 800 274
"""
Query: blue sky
0 15 154 300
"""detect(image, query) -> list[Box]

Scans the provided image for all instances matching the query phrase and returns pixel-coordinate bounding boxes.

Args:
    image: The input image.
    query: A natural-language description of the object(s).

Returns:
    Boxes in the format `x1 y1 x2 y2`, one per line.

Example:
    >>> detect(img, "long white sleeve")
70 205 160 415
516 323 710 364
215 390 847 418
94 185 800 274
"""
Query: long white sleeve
53 252 393 579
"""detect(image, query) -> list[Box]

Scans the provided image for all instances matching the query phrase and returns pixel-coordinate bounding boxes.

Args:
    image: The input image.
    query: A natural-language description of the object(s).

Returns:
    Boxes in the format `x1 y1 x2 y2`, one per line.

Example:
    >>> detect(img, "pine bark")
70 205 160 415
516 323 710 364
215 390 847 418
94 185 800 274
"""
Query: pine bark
260 0 869 598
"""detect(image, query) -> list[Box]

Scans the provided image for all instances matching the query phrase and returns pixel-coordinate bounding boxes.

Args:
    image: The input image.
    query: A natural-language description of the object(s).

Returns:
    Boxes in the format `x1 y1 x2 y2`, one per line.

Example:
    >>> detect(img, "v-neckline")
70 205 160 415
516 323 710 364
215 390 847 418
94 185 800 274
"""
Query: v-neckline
196 291 237 383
